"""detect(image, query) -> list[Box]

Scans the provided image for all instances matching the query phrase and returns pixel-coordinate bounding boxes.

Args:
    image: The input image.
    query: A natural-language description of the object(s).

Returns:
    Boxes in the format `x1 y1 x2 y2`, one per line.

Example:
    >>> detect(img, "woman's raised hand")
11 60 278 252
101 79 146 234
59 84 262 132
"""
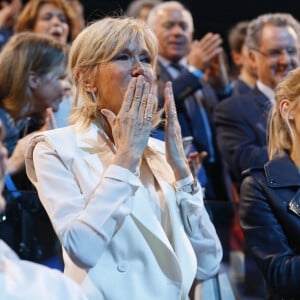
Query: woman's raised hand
164 81 192 180
101 75 155 172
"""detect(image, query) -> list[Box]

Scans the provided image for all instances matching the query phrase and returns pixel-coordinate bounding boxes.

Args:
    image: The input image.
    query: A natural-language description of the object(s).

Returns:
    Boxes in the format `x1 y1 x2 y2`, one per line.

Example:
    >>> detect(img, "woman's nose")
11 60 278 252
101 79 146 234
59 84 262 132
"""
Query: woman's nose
51 15 63 25
131 60 145 77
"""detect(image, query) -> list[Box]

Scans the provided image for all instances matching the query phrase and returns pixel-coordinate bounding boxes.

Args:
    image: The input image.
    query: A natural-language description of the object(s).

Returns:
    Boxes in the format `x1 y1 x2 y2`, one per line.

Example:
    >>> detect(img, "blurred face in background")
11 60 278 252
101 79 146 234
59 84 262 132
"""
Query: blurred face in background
31 63 67 113
33 3 69 44
138 6 152 21
150 6 193 62
250 24 300 89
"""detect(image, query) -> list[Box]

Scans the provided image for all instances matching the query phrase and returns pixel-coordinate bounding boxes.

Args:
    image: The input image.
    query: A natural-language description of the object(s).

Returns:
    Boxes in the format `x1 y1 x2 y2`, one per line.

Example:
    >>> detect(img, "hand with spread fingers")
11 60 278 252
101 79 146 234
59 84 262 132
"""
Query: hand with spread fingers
101 75 155 172
188 32 223 72
164 81 192 180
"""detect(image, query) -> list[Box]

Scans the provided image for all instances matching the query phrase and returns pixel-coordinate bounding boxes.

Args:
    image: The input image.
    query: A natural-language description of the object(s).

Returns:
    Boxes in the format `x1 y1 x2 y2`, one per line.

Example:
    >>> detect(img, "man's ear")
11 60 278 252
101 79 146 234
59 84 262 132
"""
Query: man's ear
28 71 40 89
279 99 294 120
248 49 256 64
231 50 242 66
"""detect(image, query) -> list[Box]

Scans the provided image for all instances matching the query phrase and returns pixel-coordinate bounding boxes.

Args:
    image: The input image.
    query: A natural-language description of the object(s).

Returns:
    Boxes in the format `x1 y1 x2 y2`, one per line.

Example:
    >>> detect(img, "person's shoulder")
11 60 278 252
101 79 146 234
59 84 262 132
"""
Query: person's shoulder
241 166 266 188
14 260 87 299
216 93 245 109
27 125 77 157
242 165 265 178
216 91 258 118
0 240 87 300
44 124 75 136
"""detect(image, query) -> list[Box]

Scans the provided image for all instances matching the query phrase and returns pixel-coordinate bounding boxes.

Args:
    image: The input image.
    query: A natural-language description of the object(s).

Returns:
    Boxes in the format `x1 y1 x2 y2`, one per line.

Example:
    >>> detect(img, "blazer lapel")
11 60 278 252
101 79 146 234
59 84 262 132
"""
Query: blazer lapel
130 190 182 279
75 123 115 178
142 141 197 289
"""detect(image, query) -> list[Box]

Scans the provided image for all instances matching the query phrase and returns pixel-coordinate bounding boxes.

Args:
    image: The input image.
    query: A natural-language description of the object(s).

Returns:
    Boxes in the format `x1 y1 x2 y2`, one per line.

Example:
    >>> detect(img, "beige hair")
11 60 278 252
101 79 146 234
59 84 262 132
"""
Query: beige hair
268 67 300 159
15 0 76 43
0 32 68 118
147 1 194 31
69 16 161 128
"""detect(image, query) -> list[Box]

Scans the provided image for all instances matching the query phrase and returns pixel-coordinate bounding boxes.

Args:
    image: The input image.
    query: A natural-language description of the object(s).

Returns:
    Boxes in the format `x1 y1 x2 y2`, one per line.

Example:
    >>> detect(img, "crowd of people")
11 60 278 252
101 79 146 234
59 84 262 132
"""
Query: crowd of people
0 0 300 299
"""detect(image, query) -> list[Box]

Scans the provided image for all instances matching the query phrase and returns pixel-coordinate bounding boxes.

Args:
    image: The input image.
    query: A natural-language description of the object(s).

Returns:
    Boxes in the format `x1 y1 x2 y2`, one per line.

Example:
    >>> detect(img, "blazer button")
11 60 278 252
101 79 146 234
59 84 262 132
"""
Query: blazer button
117 262 128 272
270 180 277 185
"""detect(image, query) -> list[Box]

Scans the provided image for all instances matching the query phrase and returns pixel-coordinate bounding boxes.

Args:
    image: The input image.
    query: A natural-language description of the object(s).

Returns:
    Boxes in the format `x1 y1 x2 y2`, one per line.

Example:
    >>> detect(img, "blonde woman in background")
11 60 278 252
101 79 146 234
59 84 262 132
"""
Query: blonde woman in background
240 66 300 299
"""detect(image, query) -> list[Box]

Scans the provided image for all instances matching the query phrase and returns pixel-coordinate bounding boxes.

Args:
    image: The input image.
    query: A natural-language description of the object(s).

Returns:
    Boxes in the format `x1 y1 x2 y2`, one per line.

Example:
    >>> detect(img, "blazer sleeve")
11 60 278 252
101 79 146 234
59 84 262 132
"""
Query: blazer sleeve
27 138 142 269
240 174 300 298
215 96 268 185
176 185 223 280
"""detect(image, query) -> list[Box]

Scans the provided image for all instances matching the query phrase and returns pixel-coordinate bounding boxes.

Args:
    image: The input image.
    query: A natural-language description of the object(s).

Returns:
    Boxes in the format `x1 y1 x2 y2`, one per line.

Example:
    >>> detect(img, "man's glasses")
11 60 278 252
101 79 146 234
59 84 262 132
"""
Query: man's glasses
251 47 298 60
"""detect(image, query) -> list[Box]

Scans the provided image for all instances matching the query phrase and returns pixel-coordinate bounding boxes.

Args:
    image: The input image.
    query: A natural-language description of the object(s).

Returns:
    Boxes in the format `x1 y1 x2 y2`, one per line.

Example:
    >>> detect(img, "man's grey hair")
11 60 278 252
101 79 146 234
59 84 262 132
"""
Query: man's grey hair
246 13 300 50
147 1 194 31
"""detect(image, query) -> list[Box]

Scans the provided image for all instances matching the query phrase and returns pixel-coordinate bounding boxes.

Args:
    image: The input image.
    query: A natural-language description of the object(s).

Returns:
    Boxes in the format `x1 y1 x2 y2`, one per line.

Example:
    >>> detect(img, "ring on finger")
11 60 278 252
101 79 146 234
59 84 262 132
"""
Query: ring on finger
144 114 152 122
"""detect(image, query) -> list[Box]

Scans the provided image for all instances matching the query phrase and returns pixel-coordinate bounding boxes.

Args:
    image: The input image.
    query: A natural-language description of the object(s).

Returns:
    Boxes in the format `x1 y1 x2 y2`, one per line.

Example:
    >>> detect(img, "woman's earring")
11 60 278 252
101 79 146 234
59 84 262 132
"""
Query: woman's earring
90 91 97 102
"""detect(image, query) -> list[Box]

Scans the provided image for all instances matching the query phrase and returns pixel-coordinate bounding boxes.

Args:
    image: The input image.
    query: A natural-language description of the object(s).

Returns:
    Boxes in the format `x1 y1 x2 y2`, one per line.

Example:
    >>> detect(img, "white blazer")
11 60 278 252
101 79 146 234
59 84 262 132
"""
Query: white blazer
25 122 222 300
0 240 87 300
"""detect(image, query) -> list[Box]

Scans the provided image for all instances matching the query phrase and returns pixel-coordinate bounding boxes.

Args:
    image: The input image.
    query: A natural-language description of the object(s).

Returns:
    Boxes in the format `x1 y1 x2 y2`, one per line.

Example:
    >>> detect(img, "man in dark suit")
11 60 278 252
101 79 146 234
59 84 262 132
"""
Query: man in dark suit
227 20 257 96
215 13 300 190
147 1 234 203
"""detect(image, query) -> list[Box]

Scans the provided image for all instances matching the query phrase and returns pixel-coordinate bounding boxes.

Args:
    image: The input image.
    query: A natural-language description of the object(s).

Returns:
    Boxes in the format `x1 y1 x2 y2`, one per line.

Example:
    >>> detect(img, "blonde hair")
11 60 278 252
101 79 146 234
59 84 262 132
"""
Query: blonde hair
269 67 300 159
69 16 161 128
0 32 68 118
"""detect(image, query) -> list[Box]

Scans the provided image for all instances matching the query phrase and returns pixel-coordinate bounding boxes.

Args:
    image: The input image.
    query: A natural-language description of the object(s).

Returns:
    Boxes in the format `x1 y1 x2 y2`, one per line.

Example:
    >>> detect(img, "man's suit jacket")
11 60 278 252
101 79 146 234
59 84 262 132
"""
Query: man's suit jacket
231 78 253 96
25 122 222 300
215 87 270 188
156 60 234 203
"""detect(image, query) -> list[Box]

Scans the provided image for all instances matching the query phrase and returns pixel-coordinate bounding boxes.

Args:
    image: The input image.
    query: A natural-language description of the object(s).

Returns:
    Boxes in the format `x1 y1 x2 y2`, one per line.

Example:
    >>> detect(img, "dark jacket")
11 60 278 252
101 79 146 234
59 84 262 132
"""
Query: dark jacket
215 87 270 189
155 60 234 203
231 78 253 96
240 151 300 300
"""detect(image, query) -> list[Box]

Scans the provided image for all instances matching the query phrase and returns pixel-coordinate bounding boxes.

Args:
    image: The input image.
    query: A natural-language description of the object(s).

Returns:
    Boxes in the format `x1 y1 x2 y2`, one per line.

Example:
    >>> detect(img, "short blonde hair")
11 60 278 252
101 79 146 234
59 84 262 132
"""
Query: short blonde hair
0 32 68 118
269 67 300 159
69 16 160 128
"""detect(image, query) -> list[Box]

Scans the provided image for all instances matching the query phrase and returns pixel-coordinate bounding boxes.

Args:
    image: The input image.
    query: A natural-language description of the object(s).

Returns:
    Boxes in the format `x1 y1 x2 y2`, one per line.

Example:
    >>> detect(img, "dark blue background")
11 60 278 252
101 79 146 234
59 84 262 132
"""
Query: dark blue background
82 0 300 43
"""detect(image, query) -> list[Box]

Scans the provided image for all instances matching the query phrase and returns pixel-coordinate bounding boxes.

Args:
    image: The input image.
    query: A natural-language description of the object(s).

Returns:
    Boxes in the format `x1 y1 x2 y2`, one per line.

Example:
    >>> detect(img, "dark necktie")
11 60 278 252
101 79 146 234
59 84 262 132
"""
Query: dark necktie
169 62 215 163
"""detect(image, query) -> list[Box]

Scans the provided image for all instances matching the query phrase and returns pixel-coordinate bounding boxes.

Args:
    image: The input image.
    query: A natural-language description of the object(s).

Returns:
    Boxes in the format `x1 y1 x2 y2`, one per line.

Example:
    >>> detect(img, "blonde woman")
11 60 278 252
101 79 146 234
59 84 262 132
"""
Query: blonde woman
25 17 222 299
240 67 300 299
